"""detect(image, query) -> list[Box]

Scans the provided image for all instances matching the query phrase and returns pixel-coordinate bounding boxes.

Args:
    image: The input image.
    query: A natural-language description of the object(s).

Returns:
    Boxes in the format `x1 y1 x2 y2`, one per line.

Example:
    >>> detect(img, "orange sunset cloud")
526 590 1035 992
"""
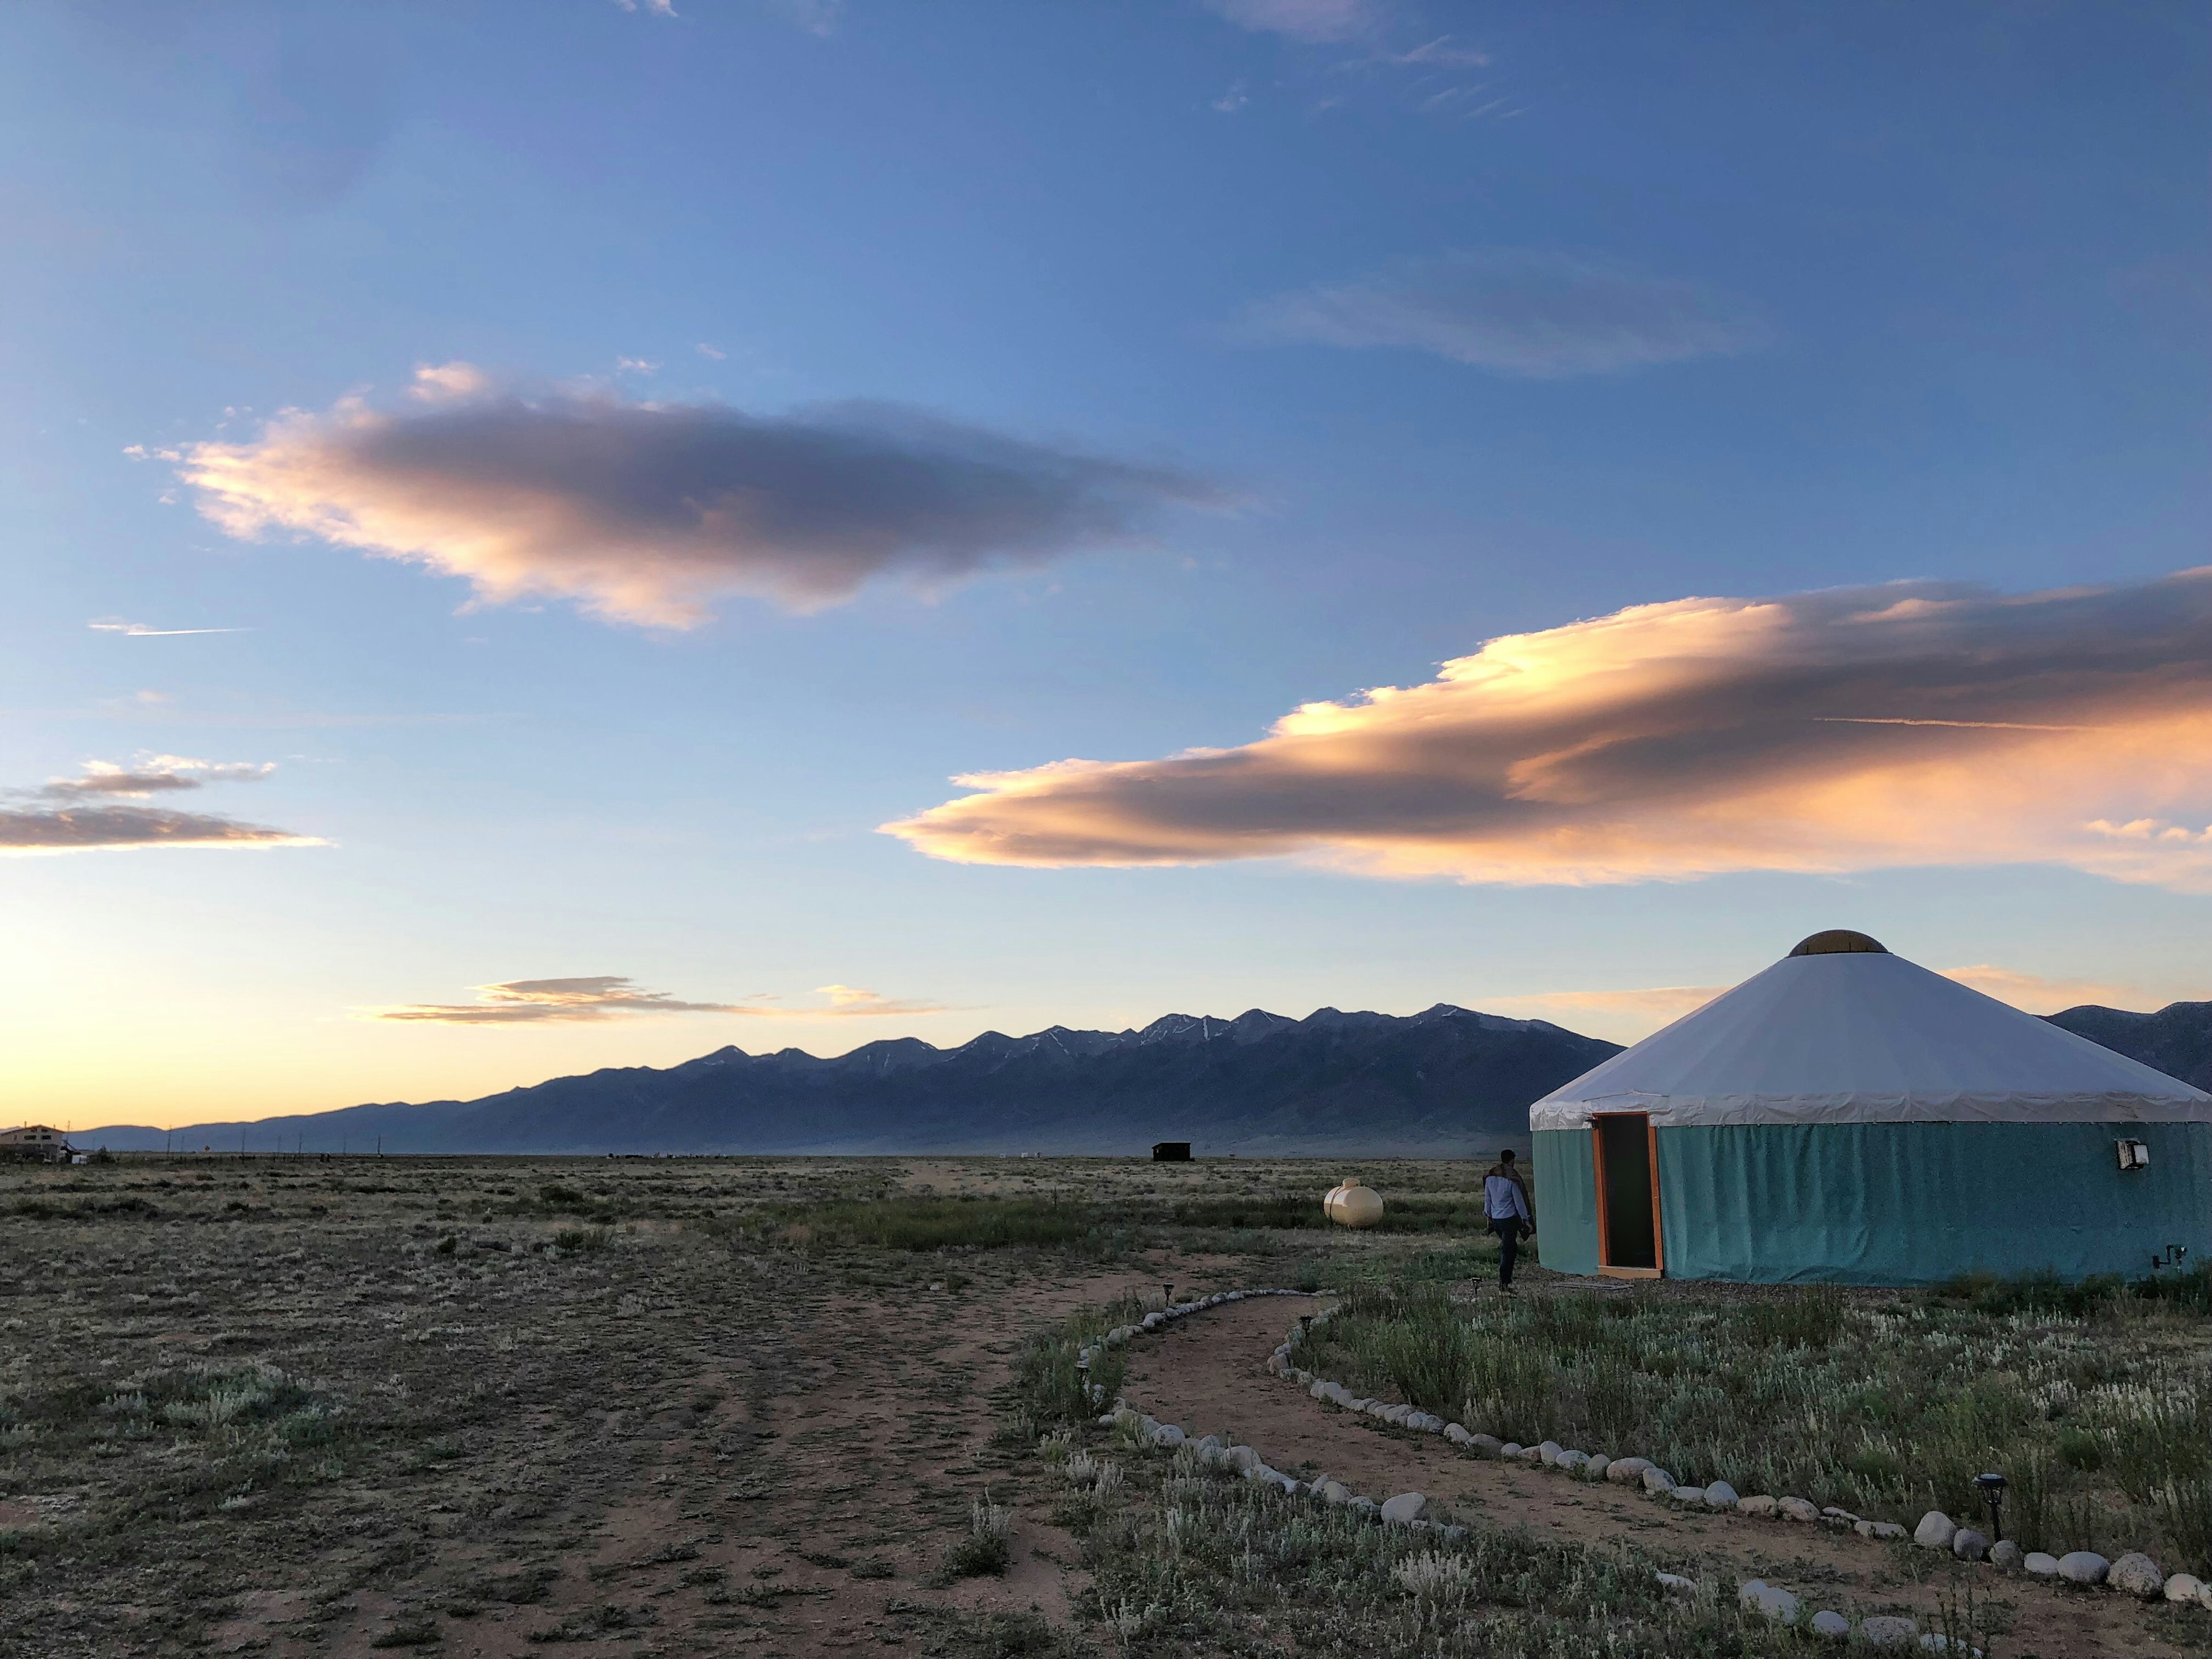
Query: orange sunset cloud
885 568 2212 891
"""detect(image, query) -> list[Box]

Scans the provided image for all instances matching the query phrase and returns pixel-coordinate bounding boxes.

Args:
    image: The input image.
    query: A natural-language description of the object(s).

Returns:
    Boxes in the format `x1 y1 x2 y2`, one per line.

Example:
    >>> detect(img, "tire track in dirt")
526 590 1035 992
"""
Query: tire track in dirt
1120 1294 2192 1659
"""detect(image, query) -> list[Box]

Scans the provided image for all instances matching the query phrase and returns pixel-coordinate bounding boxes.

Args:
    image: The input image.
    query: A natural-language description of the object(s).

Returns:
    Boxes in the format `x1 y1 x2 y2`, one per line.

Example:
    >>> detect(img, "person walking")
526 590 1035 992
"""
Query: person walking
1483 1149 1535 1295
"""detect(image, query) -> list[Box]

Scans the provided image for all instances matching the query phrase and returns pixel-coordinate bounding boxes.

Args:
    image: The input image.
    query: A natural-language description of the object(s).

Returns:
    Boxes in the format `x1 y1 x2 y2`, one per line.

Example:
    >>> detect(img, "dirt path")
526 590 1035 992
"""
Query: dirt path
1120 1294 2194 1659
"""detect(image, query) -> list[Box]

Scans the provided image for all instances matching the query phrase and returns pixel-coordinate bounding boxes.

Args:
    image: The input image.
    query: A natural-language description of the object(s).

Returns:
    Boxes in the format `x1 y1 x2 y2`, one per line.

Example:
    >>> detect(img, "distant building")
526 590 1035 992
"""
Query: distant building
1152 1141 1191 1162
1 1126 73 1163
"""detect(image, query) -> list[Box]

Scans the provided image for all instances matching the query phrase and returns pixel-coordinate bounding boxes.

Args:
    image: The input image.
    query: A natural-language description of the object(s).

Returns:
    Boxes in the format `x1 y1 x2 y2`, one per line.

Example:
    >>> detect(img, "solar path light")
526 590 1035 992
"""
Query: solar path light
1975 1472 2006 1542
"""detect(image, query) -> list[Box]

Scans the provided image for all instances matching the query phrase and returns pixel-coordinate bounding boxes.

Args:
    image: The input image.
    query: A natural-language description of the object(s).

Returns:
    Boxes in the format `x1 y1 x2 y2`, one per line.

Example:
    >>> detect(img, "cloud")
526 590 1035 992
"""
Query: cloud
695 343 726 361
0 807 319 855
368 977 948 1025
612 0 679 15
1237 251 1770 377
32 756 275 801
885 567 2212 893
1938 965 2149 1016
1205 0 1376 43
0 755 305 854
810 983 952 1016
179 366 1225 627
372 976 737 1024
1381 36 1489 68
1495 985 1726 1029
89 619 247 637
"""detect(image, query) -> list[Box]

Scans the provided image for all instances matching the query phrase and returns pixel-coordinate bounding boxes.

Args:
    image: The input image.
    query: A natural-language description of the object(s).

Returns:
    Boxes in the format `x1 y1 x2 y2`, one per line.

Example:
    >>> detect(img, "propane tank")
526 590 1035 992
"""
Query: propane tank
1323 1177 1383 1229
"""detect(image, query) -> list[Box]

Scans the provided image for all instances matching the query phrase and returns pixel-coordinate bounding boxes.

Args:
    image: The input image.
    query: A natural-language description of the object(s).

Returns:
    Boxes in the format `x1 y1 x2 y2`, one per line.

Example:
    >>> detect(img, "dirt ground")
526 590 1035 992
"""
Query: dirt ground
9 1156 2210 1658
1118 1288 2203 1659
0 1154 1303 1658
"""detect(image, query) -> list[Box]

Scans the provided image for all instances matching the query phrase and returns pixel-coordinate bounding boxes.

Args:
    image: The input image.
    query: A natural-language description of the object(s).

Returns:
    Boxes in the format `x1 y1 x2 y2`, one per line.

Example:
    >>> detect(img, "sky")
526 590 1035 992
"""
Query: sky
2 0 2207 1131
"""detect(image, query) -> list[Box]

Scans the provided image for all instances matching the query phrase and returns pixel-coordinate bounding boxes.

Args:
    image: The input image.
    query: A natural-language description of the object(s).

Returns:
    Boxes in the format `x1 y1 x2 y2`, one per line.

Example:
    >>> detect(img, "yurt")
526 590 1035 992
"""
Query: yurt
1529 931 2212 1285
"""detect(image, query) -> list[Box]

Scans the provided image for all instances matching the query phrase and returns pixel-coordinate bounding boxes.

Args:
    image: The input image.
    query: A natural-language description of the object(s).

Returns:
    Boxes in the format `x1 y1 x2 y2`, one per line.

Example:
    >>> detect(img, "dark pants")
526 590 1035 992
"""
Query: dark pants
1491 1218 1524 1287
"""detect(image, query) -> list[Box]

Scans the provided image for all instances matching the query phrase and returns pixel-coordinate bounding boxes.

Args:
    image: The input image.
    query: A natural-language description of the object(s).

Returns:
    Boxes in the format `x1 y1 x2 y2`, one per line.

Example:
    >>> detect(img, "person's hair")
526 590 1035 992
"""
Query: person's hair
1499 1148 1516 1162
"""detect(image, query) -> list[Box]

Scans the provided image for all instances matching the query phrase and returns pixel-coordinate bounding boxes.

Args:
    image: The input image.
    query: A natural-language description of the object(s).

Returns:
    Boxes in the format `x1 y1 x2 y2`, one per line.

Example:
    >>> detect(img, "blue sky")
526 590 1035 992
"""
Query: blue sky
2 0 2207 1127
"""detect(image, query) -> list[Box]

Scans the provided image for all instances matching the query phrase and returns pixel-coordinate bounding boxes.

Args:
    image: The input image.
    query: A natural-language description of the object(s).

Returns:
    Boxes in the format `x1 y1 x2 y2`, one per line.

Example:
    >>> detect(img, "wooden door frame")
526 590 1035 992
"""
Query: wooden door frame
1591 1113 1665 1279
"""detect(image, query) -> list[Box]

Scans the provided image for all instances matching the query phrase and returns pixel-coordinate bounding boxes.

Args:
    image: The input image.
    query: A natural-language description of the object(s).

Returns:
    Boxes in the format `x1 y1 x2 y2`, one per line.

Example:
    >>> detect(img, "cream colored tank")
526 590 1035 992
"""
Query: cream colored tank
1323 1178 1383 1229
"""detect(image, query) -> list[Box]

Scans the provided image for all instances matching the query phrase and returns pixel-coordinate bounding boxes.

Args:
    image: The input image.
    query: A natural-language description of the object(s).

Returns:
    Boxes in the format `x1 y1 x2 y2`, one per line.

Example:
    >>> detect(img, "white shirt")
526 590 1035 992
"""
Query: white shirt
1484 1172 1532 1225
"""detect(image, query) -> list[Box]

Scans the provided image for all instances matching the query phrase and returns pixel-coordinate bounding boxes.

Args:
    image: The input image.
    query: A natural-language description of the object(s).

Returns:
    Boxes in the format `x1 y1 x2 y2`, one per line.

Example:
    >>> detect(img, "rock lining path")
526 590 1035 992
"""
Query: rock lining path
1118 1292 2193 1659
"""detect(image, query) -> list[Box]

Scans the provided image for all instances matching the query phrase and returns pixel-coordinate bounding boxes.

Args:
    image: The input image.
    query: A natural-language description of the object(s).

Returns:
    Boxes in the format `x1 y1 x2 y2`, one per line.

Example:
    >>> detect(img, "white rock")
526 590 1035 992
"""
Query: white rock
1442 1423 1473 1446
1584 1455 1611 1480
1738 1495 1779 1518
1509 1444 1542 1464
1499 1441 1525 1459
1605 1457 1652 1485
1308 1380 1330 1400
1820 1506 1859 1529
1226 1445 1262 1475
1655 1571 1695 1594
2109 1552 2164 1598
1914 1511 1958 1550
1379 1492 1429 1524
1951 1528 1988 1562
1811 1610 1851 1639
1471 1434 1505 1457
1857 1520 1906 1541
2165 1571 2206 1604
1988 1540 2021 1571
1738 1580 1800 1622
2056 1551 2109 1585
1642 1467 1676 1494
1152 1423 1185 1448
1778 1497 1821 1524
1705 1481 1740 1509
1555 1450 1590 1472
1317 1479 1351 1505
1538 1440 1562 1465
1861 1615 1918 1647
2023 1551 2059 1577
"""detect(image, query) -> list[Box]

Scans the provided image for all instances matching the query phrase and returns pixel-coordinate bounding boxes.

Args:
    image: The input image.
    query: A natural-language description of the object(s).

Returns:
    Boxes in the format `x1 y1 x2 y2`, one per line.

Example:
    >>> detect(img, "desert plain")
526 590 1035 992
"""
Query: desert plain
4 1154 2210 1658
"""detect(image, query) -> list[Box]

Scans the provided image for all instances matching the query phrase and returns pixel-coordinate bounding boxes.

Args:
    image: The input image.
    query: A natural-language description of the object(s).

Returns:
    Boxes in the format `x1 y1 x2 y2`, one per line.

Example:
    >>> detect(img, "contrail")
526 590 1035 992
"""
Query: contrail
89 620 248 637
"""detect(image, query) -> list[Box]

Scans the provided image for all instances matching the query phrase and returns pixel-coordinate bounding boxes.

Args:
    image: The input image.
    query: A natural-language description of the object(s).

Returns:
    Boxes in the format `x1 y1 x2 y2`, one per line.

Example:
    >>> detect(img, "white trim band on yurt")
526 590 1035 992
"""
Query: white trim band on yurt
1529 935 2212 1132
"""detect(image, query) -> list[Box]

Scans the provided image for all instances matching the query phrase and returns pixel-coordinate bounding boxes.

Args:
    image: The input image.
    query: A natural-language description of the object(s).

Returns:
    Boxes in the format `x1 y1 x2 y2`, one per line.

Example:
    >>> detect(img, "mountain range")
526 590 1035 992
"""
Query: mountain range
81 1005 1624 1157
2046 1002 2212 1093
77 998 2212 1157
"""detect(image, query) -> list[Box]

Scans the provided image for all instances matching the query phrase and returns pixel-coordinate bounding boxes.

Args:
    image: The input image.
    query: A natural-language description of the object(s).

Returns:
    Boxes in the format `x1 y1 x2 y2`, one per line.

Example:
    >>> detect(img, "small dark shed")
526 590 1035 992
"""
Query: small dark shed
1152 1141 1191 1162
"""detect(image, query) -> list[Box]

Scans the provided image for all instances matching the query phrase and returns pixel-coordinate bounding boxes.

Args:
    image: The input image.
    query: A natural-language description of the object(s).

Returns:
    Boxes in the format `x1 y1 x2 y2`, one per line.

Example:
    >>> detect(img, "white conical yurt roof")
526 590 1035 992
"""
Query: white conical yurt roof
1530 931 2212 1130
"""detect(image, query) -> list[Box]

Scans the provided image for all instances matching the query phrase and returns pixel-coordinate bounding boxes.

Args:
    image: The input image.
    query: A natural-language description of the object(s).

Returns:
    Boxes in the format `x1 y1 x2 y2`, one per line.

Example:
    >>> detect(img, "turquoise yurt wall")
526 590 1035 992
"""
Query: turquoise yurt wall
1527 933 2212 1287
